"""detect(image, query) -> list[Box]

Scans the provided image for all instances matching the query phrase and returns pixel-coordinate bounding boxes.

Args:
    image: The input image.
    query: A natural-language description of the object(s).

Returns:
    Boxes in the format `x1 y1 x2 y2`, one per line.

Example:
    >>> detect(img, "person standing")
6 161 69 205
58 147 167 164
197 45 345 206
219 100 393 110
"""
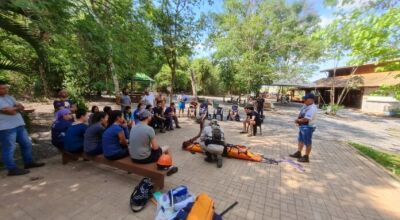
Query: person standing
0 80 45 176
119 88 132 111
53 89 77 113
177 92 186 117
289 93 318 163
142 90 155 107
155 91 166 109
256 93 265 118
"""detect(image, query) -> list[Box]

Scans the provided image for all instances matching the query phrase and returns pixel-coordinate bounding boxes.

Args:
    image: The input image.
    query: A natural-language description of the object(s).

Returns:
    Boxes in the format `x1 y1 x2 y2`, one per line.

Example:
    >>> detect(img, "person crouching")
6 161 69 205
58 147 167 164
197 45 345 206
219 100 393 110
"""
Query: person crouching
200 119 225 168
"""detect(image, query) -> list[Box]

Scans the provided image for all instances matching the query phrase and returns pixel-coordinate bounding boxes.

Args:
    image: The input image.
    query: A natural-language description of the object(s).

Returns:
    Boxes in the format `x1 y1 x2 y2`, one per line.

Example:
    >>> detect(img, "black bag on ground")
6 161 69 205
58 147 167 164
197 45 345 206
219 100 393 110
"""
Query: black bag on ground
130 177 154 212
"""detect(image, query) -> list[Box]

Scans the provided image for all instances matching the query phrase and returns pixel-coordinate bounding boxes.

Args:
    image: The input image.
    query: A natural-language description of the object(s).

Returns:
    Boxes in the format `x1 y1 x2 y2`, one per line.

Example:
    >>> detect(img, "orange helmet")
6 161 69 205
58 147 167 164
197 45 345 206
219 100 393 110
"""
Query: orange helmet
157 154 172 170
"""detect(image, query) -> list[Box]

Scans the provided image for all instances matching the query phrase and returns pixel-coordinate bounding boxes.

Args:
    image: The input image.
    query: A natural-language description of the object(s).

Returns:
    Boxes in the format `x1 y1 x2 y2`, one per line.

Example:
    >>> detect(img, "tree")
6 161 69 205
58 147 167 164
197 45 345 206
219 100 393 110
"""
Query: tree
211 0 322 94
151 0 207 103
318 0 400 107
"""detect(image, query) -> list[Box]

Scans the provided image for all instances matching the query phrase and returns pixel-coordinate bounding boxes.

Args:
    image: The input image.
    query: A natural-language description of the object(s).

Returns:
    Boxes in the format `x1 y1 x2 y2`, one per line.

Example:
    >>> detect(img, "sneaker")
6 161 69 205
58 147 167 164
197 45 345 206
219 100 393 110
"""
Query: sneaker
8 168 30 176
289 151 302 159
298 155 309 163
216 156 223 168
24 162 45 169
176 126 181 129
170 127 174 131
240 131 247 134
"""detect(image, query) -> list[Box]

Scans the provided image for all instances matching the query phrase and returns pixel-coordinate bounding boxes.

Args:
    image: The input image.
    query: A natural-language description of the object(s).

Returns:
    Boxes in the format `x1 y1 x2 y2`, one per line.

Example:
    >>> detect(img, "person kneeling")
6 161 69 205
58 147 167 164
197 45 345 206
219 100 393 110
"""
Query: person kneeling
200 119 225 168
102 110 129 160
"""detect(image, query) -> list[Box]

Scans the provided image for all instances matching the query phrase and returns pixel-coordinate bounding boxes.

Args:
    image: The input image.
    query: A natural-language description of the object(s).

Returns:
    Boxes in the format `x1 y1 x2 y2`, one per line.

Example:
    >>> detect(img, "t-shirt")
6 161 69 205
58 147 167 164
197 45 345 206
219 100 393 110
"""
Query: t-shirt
102 124 125 157
0 95 25 130
64 123 88 152
200 125 225 143
128 123 156 160
164 107 176 116
153 106 164 117
142 94 155 106
133 108 141 124
247 111 261 124
256 98 265 109
51 119 73 149
53 99 73 111
299 104 318 127
120 95 131 110
84 122 105 153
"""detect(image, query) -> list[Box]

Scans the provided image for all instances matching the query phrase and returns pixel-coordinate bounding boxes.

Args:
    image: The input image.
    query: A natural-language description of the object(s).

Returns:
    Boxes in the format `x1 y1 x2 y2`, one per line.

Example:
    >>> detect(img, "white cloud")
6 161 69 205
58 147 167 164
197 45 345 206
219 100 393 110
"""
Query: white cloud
336 0 377 11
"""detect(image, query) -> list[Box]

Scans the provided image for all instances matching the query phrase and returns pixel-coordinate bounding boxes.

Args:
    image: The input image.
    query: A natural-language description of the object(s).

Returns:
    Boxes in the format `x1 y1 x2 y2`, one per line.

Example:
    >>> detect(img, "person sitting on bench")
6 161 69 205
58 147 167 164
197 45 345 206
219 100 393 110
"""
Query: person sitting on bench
84 112 108 156
64 109 89 153
153 101 166 133
51 108 73 150
133 103 144 125
164 102 181 130
88 105 99 125
103 106 112 116
129 110 169 164
102 110 129 160
123 105 135 128
241 106 261 137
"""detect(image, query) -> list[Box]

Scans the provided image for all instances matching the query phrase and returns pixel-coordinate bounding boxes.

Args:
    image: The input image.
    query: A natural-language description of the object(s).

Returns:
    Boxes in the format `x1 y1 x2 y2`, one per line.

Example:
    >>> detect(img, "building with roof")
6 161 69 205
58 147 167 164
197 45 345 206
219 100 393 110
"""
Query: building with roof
312 62 400 113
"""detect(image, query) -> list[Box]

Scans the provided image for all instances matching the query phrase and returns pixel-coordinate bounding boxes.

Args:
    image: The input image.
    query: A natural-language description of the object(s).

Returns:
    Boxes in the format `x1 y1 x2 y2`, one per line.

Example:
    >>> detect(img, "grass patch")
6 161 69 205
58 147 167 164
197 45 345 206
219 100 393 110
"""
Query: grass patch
349 142 400 177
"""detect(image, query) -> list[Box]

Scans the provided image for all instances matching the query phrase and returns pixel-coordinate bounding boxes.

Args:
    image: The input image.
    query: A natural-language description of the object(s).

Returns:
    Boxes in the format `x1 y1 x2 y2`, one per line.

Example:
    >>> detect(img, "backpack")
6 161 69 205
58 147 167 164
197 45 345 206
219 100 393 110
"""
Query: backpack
174 193 221 220
130 177 154 212
206 125 224 146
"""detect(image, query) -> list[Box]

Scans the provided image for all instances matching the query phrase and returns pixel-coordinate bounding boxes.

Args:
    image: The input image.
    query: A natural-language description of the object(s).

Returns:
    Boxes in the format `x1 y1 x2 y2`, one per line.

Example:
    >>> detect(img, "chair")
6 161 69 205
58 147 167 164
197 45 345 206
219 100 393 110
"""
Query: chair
213 107 223 121
227 103 240 121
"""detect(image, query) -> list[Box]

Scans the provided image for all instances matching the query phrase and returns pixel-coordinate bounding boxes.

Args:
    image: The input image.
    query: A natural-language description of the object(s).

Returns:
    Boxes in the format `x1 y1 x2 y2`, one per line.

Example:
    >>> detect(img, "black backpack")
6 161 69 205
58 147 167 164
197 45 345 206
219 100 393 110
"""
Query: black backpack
211 125 224 145
130 177 154 212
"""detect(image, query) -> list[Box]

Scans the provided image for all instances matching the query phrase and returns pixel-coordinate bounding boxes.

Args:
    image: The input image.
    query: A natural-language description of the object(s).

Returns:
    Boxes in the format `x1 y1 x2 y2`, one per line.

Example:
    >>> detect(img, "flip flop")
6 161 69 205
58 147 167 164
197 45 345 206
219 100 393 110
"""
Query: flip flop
166 166 178 176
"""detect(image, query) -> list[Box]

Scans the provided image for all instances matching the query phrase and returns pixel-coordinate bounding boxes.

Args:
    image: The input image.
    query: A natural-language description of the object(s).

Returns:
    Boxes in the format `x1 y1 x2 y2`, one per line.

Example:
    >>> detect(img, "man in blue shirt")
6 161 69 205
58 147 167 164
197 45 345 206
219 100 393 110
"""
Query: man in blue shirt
0 81 45 176
164 102 181 130
290 93 318 163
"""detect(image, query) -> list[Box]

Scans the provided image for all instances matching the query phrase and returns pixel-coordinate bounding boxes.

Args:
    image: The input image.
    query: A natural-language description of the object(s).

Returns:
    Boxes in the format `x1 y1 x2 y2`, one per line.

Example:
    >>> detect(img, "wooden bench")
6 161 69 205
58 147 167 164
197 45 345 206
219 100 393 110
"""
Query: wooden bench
61 152 167 189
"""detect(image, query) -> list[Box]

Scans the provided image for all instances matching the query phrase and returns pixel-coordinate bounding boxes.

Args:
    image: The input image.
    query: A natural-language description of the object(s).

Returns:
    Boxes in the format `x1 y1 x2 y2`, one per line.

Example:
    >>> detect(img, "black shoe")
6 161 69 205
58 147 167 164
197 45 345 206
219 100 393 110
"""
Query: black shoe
298 155 309 163
8 168 30 176
24 162 45 169
289 151 302 159
176 126 181 129
217 156 223 168
170 127 174 130
160 129 165 133
204 152 213 163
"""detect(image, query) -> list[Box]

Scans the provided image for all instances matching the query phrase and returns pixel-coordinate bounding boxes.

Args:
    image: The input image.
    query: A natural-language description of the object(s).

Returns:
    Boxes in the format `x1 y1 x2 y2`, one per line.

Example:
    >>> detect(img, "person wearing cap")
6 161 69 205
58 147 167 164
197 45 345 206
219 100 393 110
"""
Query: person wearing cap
200 119 225 168
51 108 73 150
129 110 169 164
290 93 318 162
0 80 45 176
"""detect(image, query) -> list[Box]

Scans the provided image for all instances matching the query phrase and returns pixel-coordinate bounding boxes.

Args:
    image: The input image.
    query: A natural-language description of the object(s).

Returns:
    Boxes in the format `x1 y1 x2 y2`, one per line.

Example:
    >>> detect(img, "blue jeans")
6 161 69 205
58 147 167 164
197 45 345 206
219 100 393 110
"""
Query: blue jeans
0 126 33 171
298 126 316 146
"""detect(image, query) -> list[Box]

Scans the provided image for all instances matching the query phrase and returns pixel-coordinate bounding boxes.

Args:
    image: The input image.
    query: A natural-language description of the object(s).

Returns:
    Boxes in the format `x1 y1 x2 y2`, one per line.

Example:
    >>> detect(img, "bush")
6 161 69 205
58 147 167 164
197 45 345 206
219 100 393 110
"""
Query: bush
322 104 343 115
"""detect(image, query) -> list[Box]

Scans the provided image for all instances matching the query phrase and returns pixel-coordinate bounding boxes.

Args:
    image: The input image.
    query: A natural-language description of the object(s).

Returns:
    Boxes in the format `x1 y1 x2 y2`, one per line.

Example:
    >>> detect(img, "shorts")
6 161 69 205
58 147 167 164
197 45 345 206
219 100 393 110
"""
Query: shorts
132 148 163 164
298 126 316 146
178 102 185 110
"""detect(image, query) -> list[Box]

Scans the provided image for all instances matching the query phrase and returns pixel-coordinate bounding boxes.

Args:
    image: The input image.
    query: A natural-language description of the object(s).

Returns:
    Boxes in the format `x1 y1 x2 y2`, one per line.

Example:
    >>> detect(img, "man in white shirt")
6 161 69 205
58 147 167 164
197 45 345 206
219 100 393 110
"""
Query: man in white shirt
289 93 318 163
200 119 225 168
141 90 155 107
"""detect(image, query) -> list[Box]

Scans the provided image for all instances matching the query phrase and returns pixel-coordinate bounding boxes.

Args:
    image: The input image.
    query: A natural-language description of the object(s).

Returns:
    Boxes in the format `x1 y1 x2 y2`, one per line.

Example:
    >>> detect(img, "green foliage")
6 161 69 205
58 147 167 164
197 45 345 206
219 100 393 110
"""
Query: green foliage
349 142 400 176
322 104 343 115
370 84 400 100
211 0 322 94
155 64 191 92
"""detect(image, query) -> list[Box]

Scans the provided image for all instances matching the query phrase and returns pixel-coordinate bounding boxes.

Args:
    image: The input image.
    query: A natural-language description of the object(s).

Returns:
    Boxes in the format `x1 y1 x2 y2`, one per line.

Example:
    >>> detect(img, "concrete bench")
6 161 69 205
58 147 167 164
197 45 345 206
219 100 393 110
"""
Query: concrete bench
61 151 167 189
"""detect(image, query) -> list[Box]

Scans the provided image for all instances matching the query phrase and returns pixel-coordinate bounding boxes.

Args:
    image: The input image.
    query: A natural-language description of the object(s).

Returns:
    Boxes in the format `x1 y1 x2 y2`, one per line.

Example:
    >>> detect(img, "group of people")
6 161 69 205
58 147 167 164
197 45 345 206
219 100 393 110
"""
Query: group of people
50 89 176 170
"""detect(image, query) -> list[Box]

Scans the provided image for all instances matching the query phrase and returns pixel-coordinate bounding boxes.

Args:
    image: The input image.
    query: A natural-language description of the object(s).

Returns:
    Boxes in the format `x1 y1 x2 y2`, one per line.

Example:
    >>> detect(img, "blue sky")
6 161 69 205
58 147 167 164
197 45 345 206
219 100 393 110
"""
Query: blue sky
193 0 358 82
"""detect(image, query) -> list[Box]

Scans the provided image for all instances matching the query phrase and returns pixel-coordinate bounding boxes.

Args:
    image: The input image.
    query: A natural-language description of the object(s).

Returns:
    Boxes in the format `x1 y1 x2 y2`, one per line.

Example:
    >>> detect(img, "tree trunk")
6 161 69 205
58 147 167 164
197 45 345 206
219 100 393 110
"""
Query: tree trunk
170 66 176 105
108 56 120 96
189 68 197 98
38 63 49 97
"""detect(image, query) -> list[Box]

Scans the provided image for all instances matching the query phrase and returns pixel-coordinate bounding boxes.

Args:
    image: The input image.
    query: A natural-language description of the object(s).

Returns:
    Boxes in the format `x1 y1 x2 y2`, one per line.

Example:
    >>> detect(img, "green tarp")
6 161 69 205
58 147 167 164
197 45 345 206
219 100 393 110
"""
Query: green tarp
132 72 154 82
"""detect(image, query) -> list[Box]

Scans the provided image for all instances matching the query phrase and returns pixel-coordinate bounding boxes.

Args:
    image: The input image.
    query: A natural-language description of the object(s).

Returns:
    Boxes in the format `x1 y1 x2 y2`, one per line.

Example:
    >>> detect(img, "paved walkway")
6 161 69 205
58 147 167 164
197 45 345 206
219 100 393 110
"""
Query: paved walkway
1 105 400 220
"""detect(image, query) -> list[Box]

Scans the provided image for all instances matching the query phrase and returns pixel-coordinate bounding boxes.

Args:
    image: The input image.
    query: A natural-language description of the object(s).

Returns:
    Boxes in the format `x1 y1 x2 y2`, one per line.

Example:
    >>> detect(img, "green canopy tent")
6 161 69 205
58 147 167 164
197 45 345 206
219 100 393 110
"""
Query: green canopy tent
130 72 155 91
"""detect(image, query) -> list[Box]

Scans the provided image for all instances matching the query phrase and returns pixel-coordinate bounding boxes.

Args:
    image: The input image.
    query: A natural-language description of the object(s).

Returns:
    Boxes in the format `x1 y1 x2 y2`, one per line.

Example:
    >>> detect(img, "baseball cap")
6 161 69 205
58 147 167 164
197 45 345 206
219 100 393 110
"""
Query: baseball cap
138 109 152 121
303 93 315 100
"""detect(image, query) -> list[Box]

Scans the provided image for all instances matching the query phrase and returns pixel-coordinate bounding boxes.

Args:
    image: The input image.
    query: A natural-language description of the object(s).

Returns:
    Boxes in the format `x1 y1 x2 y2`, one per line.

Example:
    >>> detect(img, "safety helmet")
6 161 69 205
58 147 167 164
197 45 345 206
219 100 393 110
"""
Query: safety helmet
157 154 172 170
